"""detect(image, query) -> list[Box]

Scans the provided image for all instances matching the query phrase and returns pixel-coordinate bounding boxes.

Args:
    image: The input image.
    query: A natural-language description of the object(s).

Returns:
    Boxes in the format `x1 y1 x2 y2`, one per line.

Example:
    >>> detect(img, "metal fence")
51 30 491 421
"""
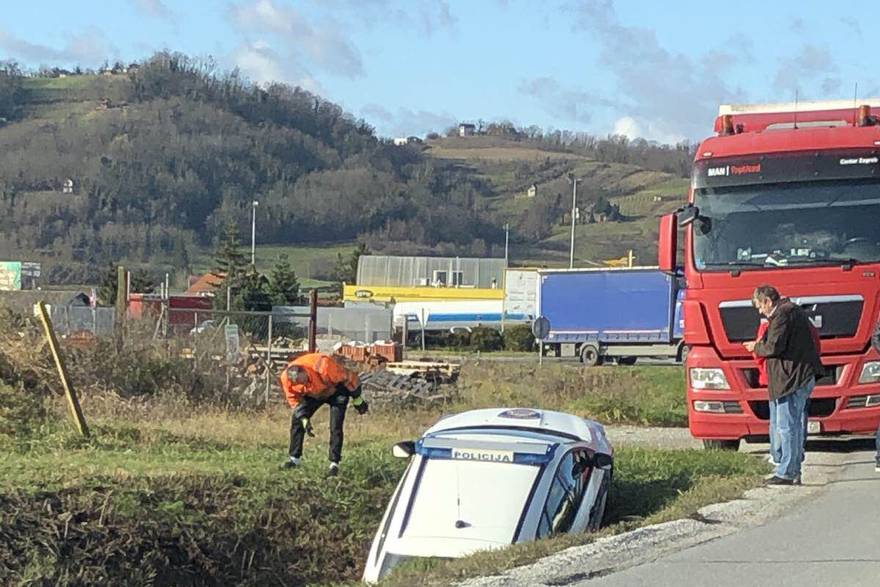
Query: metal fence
48 304 115 336
272 305 393 344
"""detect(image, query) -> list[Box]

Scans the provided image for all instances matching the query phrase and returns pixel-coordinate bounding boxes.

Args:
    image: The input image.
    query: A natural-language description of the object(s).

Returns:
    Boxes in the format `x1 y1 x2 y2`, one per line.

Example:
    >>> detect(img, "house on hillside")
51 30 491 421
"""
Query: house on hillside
526 183 538 198
62 178 75 194
458 123 476 137
186 273 225 296
393 137 409 146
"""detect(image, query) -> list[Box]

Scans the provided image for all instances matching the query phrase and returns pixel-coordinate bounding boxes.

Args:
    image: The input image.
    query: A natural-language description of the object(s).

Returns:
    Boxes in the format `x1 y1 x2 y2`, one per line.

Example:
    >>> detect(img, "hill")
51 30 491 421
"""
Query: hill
0 55 691 285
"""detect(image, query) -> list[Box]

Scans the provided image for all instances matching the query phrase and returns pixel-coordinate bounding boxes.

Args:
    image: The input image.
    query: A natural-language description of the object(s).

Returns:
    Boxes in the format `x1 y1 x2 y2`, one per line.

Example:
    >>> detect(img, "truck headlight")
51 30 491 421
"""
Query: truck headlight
690 368 730 390
859 361 880 384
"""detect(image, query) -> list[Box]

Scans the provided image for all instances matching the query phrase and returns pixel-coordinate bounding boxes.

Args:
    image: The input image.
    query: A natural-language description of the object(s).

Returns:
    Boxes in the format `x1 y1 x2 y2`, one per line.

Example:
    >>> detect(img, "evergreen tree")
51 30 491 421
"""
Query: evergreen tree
334 242 369 286
97 264 156 306
212 223 249 311
268 254 300 306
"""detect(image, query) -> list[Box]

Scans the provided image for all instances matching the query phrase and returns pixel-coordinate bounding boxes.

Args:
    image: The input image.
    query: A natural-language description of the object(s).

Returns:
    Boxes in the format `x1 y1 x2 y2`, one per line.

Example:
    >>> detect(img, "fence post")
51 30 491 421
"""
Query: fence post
115 265 127 350
266 313 273 407
308 290 317 352
36 301 89 438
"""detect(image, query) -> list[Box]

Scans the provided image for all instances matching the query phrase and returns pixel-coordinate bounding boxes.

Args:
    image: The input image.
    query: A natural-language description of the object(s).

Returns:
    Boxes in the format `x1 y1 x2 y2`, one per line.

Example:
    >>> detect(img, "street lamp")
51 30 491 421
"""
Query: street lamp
251 200 259 266
567 174 578 269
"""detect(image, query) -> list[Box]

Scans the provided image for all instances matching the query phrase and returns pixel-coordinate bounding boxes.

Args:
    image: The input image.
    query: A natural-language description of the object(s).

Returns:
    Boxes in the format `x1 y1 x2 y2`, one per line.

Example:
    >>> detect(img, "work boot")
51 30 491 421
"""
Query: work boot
875 457 880 473
326 462 340 478
282 457 301 470
764 476 794 486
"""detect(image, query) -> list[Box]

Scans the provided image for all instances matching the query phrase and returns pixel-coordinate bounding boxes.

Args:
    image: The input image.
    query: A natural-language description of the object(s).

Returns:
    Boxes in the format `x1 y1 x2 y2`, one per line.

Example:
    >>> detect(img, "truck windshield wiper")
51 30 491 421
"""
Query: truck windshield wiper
702 261 766 268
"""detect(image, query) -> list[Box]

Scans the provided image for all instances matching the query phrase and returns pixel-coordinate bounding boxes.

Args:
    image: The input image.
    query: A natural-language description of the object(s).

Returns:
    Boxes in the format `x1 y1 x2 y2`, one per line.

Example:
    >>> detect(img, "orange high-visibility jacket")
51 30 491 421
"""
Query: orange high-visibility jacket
280 352 360 408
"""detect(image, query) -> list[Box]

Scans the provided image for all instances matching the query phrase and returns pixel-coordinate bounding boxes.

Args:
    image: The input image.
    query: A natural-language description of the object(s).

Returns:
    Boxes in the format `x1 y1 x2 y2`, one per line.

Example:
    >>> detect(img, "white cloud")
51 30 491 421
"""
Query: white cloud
230 0 364 78
132 0 174 21
362 103 457 137
612 116 685 145
0 26 115 66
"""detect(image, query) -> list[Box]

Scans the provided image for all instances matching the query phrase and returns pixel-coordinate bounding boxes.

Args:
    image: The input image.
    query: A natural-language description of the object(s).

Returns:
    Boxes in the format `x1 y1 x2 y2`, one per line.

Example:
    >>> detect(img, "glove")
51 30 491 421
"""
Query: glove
301 417 315 437
352 396 369 415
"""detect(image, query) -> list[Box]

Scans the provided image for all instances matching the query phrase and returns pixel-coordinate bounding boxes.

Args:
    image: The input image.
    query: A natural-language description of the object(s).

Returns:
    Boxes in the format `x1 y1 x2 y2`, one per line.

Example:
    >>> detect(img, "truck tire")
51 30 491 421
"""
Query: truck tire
678 344 690 364
702 439 740 451
580 344 601 366
617 357 637 366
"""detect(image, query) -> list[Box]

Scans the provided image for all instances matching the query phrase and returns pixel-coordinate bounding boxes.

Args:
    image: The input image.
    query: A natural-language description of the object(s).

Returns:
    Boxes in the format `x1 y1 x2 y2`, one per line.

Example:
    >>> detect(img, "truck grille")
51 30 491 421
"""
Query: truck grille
741 365 840 388
748 398 837 420
719 296 863 342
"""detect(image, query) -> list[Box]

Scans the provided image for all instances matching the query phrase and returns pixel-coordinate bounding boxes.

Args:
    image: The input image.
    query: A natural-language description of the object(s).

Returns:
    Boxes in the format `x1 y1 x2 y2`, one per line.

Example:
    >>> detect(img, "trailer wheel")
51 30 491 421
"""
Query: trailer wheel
702 439 740 451
580 344 601 366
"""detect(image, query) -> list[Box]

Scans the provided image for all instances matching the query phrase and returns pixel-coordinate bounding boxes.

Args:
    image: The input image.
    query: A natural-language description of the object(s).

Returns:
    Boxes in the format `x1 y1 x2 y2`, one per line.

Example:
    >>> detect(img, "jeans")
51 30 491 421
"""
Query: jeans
774 378 815 480
289 385 351 463
768 400 782 464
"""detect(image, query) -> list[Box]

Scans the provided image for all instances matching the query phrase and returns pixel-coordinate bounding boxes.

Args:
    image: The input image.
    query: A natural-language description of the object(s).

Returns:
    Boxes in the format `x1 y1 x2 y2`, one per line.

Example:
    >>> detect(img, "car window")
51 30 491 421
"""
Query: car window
537 450 589 539
537 451 584 538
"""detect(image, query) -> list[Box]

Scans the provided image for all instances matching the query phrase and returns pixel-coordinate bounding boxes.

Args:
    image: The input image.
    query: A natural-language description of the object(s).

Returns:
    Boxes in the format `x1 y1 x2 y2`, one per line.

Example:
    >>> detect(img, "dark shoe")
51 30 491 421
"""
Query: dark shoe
326 462 340 478
282 458 301 470
875 459 879 473
764 476 794 486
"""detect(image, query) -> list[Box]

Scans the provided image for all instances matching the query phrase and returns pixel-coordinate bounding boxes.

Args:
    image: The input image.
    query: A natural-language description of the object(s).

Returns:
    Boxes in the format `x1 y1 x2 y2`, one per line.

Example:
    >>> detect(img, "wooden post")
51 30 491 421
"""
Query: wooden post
308 290 318 353
36 301 89 438
115 265 127 349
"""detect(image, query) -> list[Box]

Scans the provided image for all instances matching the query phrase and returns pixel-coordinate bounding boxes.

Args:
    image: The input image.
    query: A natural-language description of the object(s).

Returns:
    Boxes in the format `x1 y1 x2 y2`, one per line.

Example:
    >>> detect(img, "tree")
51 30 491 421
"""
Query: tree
334 242 369 286
97 264 156 306
212 222 248 281
268 254 300 306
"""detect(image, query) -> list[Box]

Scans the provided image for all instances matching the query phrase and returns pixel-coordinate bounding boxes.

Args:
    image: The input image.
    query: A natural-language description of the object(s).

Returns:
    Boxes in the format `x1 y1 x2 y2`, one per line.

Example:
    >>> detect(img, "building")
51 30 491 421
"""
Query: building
393 136 424 146
343 255 506 304
62 178 75 194
526 183 538 198
393 137 409 146
458 123 476 137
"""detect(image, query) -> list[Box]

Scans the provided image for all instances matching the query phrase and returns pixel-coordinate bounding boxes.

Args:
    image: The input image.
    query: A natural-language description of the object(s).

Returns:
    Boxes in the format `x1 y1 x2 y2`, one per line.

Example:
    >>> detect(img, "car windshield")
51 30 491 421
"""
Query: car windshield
402 457 539 545
693 178 880 271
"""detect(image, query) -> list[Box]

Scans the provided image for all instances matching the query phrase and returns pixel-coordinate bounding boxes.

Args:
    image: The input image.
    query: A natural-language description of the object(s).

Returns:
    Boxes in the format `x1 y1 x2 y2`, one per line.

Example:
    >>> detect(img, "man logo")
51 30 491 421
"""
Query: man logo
707 166 729 177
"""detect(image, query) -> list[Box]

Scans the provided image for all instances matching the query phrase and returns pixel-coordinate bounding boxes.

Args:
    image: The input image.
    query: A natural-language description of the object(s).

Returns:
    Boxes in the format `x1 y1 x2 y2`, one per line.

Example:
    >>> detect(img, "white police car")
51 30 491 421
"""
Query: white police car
362 408 614 582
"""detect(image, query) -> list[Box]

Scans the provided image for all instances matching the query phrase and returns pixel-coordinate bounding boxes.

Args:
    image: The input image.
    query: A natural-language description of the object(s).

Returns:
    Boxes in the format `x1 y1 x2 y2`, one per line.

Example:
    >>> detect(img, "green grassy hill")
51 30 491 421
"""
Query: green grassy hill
425 136 688 267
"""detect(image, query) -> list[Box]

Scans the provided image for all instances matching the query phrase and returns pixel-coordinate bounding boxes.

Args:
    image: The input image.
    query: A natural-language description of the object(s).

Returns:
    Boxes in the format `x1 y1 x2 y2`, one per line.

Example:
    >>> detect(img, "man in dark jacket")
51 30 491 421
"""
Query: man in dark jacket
744 285 822 485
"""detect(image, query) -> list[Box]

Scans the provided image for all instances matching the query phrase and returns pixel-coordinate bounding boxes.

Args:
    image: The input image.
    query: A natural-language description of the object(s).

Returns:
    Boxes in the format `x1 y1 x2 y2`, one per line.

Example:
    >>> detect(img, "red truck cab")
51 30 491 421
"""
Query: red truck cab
659 99 880 449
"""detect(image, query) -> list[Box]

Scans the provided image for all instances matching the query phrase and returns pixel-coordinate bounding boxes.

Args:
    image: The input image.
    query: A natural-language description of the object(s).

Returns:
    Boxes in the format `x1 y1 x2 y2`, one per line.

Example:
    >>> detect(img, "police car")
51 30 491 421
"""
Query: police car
362 408 614 582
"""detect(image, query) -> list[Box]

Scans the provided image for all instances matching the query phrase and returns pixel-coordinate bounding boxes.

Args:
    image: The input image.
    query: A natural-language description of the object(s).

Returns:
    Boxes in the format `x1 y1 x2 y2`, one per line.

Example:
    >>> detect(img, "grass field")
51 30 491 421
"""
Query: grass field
0 359 768 585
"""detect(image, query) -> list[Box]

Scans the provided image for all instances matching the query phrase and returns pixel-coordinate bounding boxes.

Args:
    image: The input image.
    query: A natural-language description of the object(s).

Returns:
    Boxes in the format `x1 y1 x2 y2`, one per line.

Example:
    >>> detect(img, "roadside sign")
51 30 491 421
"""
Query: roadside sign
225 323 240 363
532 316 551 339
21 262 41 278
0 261 22 291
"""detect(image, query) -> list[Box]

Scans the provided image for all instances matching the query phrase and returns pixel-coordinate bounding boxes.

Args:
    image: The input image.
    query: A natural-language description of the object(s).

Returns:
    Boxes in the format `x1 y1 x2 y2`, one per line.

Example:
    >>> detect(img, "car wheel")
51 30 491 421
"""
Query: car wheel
703 439 741 451
580 344 601 366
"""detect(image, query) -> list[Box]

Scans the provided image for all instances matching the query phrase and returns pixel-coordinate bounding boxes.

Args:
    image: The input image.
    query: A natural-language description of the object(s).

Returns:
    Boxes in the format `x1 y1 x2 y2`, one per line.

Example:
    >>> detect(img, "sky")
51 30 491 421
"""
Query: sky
0 0 877 143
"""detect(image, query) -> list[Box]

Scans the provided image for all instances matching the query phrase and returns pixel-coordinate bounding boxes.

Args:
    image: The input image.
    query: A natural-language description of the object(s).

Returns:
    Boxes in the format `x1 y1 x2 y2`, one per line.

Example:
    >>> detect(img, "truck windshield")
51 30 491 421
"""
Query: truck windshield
693 179 880 271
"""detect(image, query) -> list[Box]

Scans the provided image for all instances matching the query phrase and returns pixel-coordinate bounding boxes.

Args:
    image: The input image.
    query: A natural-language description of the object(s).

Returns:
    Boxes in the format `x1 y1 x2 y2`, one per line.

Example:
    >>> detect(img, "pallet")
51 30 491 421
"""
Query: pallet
384 360 461 379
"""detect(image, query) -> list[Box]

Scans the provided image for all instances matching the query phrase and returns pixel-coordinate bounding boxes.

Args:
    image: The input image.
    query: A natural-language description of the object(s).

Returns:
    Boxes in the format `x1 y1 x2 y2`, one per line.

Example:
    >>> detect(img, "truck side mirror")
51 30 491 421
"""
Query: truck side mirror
392 440 416 458
677 204 700 227
659 213 678 273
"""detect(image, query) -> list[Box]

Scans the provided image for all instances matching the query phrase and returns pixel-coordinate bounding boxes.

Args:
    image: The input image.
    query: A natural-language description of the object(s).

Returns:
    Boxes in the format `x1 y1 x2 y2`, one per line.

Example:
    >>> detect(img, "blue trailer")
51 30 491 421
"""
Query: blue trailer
537 267 685 365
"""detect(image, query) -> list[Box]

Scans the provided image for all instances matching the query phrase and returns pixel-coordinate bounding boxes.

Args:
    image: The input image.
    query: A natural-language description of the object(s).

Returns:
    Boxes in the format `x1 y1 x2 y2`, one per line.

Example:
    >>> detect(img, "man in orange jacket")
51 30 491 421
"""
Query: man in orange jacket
279 352 369 476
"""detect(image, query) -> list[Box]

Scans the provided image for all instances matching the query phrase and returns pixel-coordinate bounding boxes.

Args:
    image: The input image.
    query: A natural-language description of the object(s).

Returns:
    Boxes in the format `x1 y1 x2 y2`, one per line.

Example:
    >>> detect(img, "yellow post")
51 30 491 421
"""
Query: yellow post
627 249 634 268
35 301 90 438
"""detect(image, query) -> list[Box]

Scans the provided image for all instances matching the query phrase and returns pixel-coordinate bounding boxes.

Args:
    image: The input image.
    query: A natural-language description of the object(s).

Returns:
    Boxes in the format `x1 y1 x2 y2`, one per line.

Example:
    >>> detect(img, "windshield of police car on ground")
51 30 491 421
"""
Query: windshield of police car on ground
693 179 880 270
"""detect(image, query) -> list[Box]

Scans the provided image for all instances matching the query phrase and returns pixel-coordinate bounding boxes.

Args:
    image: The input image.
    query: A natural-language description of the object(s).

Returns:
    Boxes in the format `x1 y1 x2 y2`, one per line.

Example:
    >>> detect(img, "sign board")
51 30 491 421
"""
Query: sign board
224 323 240 363
0 261 22 291
504 269 537 320
21 262 41 278
532 316 550 339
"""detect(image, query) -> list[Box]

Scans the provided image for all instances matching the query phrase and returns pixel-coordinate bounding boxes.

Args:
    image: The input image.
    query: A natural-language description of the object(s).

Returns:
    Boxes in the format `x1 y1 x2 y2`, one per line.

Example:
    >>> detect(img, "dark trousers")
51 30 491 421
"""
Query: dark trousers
289 385 351 463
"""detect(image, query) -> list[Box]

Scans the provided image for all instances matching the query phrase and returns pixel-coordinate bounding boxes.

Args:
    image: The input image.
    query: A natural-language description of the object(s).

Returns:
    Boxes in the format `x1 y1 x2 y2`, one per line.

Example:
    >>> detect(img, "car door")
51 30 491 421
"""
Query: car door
535 449 589 539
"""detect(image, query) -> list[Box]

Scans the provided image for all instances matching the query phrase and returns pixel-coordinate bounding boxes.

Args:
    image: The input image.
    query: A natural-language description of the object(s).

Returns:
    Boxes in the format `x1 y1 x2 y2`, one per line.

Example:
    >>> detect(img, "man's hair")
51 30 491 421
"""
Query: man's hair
752 285 780 305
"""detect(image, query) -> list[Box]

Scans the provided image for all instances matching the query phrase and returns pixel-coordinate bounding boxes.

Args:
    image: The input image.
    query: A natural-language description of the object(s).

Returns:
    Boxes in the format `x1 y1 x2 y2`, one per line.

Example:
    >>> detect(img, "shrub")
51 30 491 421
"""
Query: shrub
503 324 535 352
0 381 46 439
470 327 503 351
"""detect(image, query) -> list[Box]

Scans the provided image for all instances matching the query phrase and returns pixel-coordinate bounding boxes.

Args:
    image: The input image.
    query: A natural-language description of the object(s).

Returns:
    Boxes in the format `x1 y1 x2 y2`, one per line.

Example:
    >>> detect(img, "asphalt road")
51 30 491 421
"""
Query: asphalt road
583 439 880 587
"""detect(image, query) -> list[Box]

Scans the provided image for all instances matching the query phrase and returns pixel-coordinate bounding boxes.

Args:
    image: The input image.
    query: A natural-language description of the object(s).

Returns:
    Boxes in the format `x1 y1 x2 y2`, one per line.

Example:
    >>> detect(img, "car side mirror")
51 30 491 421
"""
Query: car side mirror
592 453 613 469
392 440 415 458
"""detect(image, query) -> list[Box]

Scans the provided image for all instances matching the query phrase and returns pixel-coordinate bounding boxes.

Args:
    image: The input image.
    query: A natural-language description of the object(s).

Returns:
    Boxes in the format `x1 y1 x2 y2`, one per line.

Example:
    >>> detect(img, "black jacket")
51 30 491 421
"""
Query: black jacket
754 300 822 401
873 320 880 354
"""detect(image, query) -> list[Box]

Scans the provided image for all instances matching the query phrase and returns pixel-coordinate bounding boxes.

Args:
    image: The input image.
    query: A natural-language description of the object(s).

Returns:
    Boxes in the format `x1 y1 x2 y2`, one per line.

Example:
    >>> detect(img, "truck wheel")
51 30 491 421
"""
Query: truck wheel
678 344 690 364
580 344 601 366
617 357 637 366
702 439 740 451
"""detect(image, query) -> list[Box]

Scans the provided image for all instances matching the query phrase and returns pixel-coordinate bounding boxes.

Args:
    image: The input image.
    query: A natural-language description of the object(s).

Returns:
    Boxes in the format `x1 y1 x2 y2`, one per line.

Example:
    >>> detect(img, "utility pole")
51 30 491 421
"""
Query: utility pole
251 200 259 266
568 175 578 269
504 223 510 267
